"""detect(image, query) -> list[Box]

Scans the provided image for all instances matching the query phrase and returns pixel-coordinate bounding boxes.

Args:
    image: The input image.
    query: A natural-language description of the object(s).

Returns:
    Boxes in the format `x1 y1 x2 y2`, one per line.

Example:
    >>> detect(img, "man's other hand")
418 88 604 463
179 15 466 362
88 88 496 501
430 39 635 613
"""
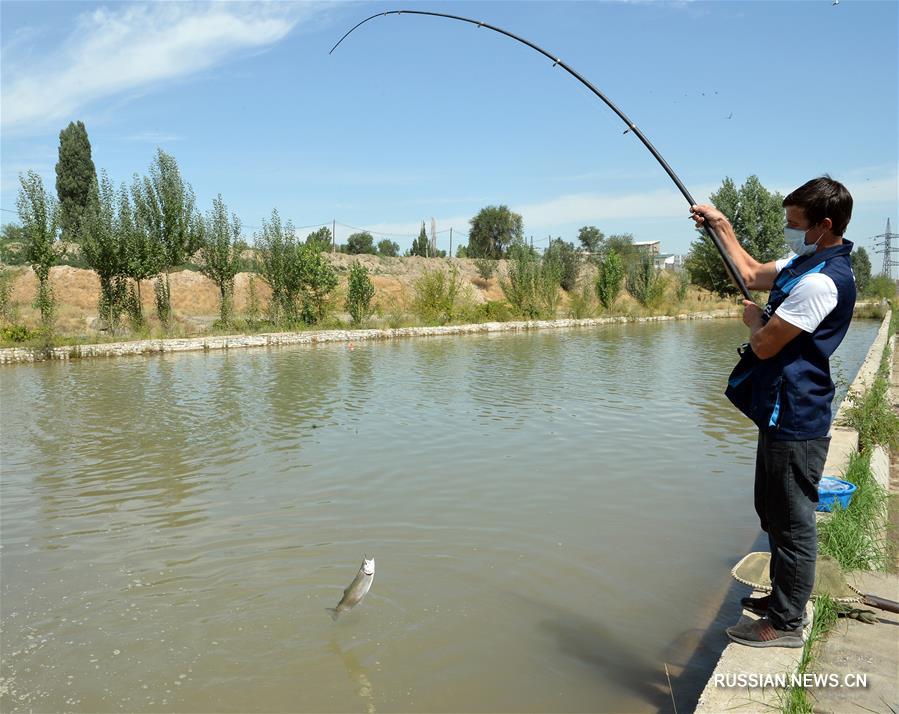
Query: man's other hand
742 299 765 330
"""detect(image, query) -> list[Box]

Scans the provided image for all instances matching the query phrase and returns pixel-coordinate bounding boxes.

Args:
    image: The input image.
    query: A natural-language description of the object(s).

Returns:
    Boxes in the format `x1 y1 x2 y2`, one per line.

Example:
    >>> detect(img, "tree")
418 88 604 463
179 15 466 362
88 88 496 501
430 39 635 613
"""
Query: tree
543 238 581 292
377 239 399 257
55 121 97 243
605 233 640 272
410 223 430 257
346 231 375 255
256 208 298 324
851 247 872 295
346 261 375 324
866 274 897 300
0 223 27 265
80 171 126 330
121 181 164 327
577 225 605 255
17 171 61 330
305 226 332 252
198 195 245 326
296 244 338 324
132 149 199 326
626 254 665 308
685 175 786 296
468 205 524 258
595 249 624 311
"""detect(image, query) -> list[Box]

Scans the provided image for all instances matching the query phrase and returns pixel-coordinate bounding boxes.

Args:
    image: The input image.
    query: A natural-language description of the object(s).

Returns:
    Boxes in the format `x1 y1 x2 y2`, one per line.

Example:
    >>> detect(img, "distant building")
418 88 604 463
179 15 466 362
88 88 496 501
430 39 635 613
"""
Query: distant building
655 253 685 271
633 240 661 256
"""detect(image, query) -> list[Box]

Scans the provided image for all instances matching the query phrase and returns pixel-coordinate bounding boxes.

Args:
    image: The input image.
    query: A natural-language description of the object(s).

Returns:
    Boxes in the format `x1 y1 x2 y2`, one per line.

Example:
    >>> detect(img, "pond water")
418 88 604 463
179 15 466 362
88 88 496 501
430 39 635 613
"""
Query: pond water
0 318 880 713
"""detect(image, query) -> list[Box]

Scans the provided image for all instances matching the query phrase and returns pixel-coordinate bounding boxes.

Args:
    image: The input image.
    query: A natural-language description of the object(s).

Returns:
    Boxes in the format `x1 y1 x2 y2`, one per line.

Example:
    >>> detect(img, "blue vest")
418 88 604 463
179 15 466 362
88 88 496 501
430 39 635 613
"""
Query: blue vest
728 240 856 440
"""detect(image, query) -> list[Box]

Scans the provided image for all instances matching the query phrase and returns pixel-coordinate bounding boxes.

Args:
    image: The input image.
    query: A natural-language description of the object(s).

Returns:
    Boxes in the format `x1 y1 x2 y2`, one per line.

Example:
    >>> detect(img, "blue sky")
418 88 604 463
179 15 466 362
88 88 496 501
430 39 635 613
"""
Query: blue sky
1 0 897 257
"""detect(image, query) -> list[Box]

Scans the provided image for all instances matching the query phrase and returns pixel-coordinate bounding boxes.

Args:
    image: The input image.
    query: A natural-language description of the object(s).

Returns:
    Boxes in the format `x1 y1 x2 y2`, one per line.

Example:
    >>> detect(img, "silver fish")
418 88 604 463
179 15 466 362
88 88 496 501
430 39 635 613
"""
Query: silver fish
328 556 375 620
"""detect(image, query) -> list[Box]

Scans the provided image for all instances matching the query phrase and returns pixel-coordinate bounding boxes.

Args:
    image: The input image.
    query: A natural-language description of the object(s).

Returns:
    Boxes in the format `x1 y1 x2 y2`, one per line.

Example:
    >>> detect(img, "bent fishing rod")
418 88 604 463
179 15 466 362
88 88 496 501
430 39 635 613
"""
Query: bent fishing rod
331 9 751 300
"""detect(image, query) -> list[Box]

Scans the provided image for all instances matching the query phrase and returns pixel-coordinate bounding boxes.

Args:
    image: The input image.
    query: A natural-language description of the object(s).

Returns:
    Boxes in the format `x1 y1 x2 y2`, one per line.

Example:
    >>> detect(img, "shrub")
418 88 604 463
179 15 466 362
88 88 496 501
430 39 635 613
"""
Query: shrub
626 254 665 308
474 257 496 282
595 250 624 310
543 238 581 292
676 269 690 302
412 265 468 325
346 261 376 325
1 324 32 343
244 275 261 327
297 245 338 325
568 283 595 319
865 274 896 300
500 248 561 319
460 299 514 323
0 267 18 324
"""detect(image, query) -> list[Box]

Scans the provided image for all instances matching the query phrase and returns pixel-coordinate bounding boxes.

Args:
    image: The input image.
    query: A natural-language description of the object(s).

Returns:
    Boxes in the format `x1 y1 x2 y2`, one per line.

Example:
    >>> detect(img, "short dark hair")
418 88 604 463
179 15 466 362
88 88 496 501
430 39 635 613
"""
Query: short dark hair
783 175 853 236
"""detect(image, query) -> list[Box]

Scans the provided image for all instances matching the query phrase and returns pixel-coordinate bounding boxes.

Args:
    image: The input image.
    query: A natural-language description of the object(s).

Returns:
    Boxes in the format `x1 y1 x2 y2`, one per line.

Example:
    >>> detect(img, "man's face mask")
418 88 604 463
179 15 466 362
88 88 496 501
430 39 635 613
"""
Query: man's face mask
785 225 824 257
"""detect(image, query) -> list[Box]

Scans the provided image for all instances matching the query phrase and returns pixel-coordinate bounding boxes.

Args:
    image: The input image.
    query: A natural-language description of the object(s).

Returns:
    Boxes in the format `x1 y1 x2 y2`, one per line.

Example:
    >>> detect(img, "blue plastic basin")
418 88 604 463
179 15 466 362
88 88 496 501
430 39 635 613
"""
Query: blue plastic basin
817 476 857 512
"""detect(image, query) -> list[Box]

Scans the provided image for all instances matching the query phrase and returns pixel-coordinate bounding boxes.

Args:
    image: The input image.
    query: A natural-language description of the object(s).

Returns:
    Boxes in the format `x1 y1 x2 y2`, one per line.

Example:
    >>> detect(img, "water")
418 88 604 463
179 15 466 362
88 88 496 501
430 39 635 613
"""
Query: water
0 318 880 713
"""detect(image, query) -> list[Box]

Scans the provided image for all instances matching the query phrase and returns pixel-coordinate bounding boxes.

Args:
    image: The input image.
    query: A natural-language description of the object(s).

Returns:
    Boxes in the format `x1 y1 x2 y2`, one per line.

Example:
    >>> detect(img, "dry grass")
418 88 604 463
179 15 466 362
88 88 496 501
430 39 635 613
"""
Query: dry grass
3 257 738 339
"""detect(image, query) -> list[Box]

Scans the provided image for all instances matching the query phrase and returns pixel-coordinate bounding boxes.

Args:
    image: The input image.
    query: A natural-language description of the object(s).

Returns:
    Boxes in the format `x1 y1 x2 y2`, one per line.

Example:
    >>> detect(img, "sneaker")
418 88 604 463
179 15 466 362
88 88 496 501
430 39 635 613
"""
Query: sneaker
726 617 805 648
740 595 811 627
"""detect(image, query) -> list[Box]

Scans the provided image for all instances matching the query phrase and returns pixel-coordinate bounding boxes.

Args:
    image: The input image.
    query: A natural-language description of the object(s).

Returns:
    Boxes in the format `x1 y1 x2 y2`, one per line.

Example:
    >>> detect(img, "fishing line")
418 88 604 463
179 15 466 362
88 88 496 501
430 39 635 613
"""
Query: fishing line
330 9 751 299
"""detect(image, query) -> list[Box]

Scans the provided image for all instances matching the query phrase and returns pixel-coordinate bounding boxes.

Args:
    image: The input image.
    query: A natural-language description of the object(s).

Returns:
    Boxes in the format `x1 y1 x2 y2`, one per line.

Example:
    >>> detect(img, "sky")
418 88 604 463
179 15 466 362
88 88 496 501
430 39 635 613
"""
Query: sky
1 0 897 258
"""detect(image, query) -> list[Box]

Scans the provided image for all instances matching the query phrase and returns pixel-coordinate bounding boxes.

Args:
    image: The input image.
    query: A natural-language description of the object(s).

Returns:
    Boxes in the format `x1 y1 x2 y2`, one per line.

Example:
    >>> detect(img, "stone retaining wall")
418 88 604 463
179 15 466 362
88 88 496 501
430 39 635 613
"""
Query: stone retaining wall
0 309 739 365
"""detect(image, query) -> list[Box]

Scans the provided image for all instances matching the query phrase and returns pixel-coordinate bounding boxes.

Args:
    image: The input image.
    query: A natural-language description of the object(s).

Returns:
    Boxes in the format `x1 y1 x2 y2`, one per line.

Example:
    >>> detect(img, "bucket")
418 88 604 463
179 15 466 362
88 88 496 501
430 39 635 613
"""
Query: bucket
817 476 857 512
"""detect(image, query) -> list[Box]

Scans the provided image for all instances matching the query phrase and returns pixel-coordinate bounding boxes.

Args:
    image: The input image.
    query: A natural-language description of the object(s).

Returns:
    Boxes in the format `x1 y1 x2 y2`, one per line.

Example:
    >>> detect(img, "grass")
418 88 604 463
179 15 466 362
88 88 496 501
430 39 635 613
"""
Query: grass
818 450 890 571
842 343 899 451
779 595 840 713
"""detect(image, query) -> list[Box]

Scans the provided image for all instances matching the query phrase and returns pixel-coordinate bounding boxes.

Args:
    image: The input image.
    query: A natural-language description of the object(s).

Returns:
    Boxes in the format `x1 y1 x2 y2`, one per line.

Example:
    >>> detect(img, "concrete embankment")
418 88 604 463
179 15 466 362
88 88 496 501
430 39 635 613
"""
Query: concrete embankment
695 311 895 713
0 309 739 365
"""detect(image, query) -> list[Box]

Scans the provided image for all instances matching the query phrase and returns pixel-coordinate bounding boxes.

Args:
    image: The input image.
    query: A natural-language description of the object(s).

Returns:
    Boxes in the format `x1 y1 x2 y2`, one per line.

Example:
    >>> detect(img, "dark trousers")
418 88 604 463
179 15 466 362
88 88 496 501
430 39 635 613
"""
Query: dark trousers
754 431 830 630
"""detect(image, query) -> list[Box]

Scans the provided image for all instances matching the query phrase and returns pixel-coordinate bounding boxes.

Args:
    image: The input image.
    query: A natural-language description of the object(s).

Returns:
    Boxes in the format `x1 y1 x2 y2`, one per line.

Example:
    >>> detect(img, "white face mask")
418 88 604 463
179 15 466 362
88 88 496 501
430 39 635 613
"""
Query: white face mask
785 226 823 257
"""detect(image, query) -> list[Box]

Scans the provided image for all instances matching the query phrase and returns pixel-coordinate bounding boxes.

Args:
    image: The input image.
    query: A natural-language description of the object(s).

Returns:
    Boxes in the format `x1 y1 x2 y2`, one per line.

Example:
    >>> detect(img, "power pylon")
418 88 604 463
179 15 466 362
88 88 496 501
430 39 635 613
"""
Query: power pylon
871 218 899 279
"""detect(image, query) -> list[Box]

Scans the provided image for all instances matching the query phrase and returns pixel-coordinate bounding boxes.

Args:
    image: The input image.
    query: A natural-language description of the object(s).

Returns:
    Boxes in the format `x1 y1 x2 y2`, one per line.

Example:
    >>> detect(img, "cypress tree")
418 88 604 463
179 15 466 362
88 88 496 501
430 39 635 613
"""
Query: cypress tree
55 121 98 243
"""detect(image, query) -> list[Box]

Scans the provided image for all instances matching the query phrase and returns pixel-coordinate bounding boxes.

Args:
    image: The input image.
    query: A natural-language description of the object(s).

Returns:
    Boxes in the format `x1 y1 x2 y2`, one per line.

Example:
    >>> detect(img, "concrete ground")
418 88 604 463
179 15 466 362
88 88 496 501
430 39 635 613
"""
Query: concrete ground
807 570 899 714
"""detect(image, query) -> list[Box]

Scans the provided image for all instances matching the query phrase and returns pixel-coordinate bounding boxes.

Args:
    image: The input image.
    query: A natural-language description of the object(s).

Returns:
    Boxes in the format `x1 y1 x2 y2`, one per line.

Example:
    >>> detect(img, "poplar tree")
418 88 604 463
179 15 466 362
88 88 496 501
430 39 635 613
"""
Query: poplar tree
410 223 430 257
122 180 163 327
256 208 297 324
55 121 97 243
132 149 199 326
198 195 245 326
17 171 61 330
80 171 125 330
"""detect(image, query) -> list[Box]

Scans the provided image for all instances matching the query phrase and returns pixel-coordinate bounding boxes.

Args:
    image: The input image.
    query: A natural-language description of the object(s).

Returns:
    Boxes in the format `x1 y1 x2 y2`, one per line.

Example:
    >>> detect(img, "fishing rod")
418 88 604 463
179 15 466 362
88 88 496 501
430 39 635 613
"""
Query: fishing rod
330 9 752 300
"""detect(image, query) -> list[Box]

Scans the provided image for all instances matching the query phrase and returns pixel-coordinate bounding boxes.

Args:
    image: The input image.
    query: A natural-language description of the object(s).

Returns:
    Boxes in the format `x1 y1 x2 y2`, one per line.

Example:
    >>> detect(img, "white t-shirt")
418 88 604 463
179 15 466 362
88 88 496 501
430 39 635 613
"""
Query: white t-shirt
772 255 840 333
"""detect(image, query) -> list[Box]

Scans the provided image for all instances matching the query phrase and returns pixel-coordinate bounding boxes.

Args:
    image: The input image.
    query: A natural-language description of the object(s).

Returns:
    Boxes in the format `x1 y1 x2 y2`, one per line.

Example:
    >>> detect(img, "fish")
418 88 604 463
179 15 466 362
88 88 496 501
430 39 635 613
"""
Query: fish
327 556 375 620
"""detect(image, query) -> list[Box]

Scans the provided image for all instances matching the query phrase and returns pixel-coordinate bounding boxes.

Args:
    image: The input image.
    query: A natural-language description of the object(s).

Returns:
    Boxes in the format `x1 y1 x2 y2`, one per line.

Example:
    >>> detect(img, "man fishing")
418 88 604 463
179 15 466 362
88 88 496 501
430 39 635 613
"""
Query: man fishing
691 176 856 648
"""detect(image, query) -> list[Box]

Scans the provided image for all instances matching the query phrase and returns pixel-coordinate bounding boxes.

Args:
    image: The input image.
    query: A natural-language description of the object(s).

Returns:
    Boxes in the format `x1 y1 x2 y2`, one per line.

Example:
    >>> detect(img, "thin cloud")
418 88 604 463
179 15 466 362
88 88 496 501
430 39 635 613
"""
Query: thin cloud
512 185 718 230
1 2 322 134
120 131 184 144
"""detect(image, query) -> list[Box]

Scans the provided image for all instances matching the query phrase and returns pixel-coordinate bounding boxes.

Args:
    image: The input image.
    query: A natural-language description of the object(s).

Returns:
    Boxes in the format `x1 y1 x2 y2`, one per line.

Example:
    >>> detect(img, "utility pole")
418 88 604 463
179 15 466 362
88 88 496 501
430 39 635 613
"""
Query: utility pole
430 217 437 258
871 218 898 279
332 219 336 253
449 227 453 258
